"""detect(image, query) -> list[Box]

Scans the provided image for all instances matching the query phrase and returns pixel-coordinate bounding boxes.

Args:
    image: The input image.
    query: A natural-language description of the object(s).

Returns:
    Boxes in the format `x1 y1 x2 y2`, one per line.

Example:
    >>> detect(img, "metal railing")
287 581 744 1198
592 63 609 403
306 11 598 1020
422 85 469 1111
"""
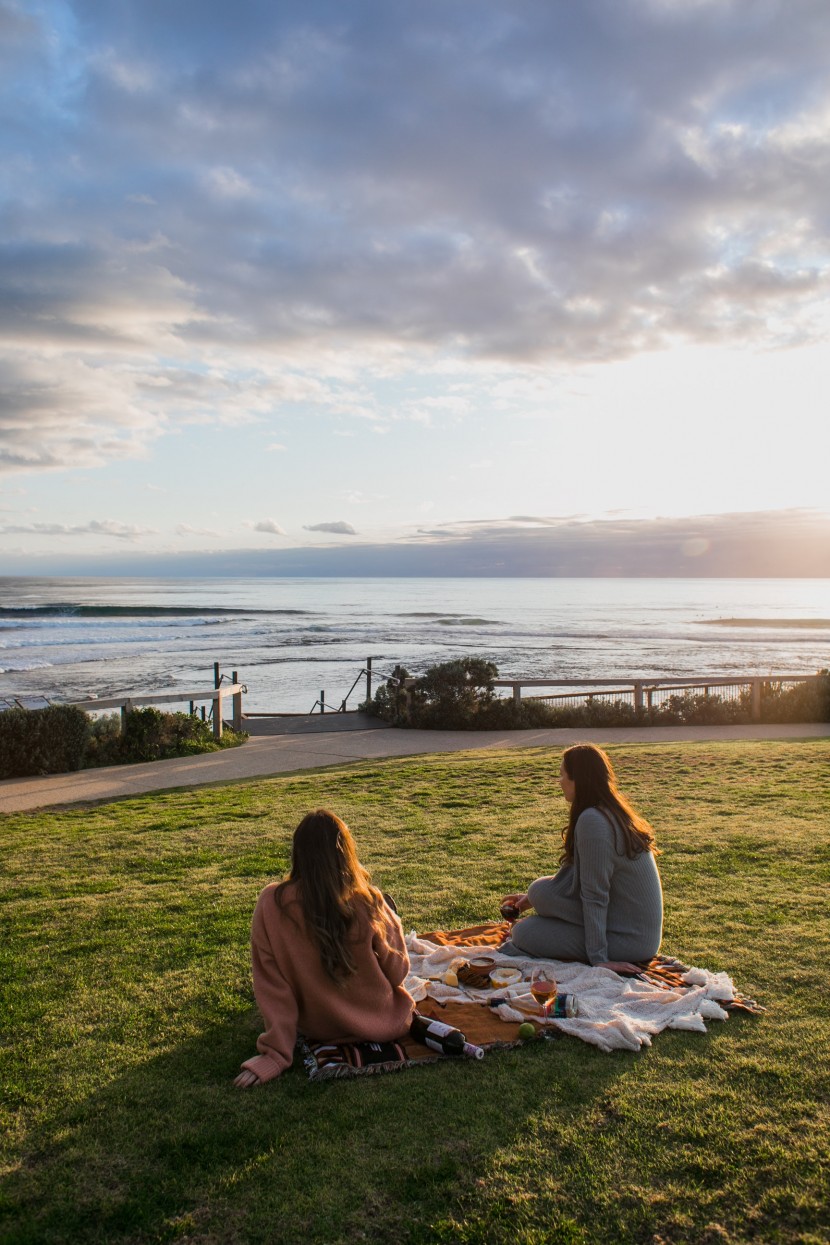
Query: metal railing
308 658 377 714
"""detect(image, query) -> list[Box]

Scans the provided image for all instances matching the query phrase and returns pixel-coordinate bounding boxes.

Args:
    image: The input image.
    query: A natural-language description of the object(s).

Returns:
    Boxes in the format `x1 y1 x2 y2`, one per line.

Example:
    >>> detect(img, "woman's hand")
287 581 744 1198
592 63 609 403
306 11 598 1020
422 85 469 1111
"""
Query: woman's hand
233 1069 262 1088
594 960 642 975
501 893 531 912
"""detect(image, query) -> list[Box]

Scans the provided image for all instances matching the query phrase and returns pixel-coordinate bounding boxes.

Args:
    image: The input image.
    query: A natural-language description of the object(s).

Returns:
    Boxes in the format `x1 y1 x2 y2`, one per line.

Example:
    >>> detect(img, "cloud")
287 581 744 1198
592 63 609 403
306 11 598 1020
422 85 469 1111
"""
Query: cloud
2 1 830 474
252 518 287 535
0 519 155 540
303 521 358 535
4 509 828 578
264 442 287 452
175 523 220 537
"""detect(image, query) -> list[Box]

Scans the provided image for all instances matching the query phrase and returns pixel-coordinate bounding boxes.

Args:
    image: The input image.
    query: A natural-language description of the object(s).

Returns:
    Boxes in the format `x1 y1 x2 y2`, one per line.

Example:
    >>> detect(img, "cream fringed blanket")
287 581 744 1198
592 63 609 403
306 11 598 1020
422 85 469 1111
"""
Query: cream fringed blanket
405 928 757 1055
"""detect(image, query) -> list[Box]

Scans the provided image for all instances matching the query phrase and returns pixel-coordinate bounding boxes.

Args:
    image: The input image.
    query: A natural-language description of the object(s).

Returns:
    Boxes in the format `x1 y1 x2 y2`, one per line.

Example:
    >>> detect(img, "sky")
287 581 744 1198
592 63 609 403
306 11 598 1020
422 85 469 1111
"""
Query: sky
1 0 829 576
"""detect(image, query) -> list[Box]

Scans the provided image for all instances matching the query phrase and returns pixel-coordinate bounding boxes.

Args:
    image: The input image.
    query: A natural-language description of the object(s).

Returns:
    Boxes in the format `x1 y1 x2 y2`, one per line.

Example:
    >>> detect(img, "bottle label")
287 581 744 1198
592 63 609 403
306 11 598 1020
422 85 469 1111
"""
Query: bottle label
423 1018 456 1039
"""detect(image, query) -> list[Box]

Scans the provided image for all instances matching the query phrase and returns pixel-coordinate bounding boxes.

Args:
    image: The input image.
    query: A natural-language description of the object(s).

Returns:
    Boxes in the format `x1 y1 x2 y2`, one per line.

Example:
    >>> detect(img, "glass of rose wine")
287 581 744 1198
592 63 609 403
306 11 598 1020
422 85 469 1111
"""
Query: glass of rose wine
530 966 557 1017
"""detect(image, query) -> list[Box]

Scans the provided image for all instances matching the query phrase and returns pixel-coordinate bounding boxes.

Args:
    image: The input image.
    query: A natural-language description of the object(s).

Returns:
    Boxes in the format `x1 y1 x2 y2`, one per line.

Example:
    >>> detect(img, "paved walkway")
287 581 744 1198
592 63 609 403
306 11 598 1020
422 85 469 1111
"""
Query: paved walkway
1 716 828 814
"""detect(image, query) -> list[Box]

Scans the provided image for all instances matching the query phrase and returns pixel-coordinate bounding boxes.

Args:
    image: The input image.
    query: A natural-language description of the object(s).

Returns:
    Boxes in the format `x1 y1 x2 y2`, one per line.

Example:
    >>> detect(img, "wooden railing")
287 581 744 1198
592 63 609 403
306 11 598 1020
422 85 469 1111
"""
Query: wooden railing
67 683 244 740
492 674 820 722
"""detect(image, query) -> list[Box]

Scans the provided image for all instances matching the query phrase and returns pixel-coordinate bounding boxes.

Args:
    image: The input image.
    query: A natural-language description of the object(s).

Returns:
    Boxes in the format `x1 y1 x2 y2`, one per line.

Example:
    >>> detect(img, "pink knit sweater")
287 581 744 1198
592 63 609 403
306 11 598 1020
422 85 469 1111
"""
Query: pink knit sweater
241 881 415 1082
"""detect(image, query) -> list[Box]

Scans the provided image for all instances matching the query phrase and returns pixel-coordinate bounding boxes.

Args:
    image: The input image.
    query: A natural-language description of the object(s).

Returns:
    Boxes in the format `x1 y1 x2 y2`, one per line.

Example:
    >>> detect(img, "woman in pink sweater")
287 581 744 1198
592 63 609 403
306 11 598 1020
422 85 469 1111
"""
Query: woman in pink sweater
234 809 415 1086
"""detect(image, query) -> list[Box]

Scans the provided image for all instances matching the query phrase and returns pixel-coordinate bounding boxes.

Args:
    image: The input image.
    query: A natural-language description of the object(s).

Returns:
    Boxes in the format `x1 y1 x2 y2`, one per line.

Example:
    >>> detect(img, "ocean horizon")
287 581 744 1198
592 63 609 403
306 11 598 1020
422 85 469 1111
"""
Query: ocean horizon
2 576 829 714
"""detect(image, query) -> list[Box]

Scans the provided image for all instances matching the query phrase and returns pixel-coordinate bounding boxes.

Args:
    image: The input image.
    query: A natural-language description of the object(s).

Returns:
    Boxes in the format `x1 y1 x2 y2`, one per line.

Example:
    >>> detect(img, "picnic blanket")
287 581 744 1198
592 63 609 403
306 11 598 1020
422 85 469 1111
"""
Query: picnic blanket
406 923 761 1054
300 922 761 1079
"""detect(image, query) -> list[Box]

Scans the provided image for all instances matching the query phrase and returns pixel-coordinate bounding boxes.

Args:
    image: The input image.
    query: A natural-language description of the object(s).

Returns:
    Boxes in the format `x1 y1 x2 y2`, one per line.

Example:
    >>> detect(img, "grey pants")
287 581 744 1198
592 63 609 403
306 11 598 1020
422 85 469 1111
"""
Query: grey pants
500 875 660 963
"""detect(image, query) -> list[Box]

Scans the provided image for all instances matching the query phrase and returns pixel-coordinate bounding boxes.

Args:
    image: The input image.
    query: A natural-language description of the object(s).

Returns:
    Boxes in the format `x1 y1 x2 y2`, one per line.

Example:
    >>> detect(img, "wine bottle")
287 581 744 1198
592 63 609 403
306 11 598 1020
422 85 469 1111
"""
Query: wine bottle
409 1011 486 1057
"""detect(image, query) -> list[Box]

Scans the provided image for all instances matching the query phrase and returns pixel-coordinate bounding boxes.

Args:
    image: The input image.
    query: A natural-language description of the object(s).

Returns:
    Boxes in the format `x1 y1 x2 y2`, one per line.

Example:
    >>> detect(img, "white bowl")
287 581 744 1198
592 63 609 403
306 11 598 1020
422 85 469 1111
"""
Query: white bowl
489 967 523 988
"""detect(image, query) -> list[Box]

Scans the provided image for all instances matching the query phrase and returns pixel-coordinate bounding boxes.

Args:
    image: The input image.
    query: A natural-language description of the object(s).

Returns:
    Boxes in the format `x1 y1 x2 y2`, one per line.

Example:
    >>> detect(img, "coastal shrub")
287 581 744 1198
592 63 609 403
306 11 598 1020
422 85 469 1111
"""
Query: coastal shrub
0 704 90 779
363 664 414 725
83 713 122 767
759 670 830 723
411 657 500 729
365 658 504 729
88 707 248 766
648 691 749 725
0 705 248 779
527 698 642 728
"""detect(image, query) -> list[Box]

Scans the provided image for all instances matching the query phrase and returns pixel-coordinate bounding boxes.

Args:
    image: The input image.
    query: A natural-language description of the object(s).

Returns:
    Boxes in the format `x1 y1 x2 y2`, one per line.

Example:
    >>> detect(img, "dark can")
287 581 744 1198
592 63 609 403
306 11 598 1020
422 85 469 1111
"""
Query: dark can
500 902 522 922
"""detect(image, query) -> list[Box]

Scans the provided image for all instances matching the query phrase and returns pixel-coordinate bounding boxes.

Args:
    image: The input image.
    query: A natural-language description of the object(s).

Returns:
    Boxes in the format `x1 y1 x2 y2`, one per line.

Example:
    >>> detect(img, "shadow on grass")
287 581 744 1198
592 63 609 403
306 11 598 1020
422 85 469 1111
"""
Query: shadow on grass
1 1009 640 1245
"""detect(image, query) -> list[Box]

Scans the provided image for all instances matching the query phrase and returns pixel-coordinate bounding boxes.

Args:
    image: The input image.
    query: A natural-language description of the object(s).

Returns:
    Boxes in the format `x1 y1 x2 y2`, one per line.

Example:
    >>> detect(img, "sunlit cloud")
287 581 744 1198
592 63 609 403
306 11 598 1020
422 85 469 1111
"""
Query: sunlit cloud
1 0 828 483
175 523 220 537
303 521 358 535
252 518 287 535
0 519 156 540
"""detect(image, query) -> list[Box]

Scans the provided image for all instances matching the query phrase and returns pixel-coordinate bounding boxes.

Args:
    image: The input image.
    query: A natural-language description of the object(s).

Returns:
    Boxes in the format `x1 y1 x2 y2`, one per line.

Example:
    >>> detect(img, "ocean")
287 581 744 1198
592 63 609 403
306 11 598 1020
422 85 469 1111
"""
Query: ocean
1 577 829 714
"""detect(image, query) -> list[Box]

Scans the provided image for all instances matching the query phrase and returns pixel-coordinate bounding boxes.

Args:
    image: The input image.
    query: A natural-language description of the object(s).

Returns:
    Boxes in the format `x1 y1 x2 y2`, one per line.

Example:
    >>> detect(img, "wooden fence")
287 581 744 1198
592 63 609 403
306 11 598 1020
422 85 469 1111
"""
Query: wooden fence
492 674 820 722
67 682 244 740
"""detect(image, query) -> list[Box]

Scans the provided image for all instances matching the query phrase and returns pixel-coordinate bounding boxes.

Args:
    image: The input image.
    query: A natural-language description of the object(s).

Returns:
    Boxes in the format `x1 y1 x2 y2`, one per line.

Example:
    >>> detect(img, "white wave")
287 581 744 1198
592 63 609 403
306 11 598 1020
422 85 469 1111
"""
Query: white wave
0 660 54 673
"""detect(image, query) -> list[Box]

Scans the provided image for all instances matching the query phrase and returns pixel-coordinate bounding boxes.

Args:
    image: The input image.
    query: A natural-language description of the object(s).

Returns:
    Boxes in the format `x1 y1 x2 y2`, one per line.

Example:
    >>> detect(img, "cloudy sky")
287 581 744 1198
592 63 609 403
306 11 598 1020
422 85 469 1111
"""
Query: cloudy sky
1 0 829 575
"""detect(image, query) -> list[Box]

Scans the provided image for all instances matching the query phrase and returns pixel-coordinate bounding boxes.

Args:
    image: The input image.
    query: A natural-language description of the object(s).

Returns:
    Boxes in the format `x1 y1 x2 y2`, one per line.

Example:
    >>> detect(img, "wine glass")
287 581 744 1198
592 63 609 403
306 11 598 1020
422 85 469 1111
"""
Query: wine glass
530 965 557 1017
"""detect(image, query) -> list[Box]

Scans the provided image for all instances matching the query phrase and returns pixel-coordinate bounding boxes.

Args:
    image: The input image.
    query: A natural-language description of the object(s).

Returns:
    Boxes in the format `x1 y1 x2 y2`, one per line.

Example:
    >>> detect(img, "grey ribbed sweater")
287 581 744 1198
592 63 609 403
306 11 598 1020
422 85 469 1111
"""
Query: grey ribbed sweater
506 807 663 964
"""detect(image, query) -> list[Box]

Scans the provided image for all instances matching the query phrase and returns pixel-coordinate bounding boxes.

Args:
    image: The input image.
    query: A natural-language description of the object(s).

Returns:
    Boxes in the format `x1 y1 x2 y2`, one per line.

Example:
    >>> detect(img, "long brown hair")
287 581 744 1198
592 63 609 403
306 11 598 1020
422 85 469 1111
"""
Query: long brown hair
275 809 386 982
560 744 658 864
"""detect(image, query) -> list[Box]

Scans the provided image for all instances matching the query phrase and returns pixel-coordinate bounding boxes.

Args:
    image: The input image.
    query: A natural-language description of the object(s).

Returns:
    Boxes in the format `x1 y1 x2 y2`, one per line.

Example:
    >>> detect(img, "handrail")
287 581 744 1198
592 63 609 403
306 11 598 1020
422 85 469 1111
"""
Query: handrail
67 685 244 712
310 658 380 714
492 673 816 689
64 683 246 740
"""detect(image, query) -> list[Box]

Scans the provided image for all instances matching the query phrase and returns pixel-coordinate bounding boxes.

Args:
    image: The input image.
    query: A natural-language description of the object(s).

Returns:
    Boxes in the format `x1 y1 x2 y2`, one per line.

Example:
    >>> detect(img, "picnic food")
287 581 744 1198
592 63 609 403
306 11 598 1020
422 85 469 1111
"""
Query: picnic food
457 957 497 989
489 966 523 988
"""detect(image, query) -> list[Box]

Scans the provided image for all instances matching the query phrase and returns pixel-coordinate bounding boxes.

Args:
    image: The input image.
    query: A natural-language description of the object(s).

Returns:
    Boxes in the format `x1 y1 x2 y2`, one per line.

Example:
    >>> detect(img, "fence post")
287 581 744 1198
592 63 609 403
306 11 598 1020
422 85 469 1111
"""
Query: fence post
320 690 325 714
213 689 223 740
366 657 373 703
232 670 242 732
214 661 221 690
751 679 762 721
512 683 522 705
634 682 644 713
120 700 129 734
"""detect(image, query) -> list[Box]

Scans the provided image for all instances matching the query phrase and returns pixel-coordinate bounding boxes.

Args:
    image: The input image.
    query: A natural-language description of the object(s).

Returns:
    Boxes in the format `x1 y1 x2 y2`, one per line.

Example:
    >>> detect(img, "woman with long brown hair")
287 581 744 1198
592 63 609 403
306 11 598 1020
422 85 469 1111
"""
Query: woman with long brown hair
235 809 414 1086
500 744 663 970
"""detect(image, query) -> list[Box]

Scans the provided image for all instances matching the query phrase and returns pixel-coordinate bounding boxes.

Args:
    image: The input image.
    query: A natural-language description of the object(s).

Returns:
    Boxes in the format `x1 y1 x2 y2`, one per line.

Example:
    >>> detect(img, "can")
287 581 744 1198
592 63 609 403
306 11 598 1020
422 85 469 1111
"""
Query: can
550 993 578 1018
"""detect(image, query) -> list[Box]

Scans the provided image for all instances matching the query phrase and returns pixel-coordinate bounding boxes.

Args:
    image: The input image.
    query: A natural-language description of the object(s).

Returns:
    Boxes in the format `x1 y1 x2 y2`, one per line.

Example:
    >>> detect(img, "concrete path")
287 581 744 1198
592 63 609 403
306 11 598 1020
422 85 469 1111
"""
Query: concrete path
1 717 828 815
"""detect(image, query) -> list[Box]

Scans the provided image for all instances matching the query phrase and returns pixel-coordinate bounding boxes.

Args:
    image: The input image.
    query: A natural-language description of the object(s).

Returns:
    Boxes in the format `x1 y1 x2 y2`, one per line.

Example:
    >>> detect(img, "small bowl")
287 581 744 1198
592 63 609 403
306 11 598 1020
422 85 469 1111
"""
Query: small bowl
469 956 496 969
489 966 523 988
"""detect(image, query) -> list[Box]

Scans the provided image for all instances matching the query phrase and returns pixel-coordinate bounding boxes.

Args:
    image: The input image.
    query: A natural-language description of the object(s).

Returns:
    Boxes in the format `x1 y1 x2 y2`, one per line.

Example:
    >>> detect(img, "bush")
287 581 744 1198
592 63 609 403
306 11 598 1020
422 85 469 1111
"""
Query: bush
363 664 414 725
87 707 248 766
365 658 503 729
0 704 90 779
0 704 248 779
759 670 830 723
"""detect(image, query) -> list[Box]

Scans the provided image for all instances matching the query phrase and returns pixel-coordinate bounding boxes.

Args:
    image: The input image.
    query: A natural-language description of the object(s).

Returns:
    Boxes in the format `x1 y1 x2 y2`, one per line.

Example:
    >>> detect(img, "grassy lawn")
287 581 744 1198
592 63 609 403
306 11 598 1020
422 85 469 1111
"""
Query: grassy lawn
1 740 829 1245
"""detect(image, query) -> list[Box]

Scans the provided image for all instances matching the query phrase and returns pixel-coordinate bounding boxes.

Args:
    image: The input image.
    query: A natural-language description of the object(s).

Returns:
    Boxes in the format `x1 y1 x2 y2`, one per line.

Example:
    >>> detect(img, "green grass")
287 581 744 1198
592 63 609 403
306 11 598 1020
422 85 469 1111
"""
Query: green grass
1 741 829 1245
